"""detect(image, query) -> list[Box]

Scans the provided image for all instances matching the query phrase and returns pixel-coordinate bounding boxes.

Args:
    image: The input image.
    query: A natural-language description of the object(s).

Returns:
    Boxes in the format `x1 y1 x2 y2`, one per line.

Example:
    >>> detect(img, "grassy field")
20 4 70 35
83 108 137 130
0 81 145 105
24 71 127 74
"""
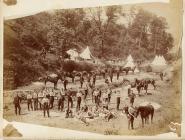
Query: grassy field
3 67 181 136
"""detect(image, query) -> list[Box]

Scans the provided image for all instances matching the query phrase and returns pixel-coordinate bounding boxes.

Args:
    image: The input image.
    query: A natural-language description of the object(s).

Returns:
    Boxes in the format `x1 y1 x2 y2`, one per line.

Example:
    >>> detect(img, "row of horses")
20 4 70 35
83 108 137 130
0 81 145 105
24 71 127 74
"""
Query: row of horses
43 66 136 89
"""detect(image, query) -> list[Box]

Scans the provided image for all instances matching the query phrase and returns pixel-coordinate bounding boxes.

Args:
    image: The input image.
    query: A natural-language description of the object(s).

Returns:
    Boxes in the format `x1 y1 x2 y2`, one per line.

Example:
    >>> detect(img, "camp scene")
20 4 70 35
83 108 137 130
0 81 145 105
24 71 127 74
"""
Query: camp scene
2 0 182 138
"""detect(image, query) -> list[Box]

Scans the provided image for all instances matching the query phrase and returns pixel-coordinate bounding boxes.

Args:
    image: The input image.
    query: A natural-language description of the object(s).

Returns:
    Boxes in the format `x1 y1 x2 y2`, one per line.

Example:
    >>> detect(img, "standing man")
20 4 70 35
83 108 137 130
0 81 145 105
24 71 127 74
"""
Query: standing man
13 93 21 115
80 75 84 88
160 72 164 81
27 92 33 111
49 89 55 109
63 79 68 90
128 104 136 129
33 90 38 111
116 66 120 80
92 74 96 86
107 88 112 103
42 95 50 117
67 92 73 109
116 89 121 110
93 88 99 105
58 89 65 111
84 82 89 100
129 90 136 106
38 90 44 110
76 89 82 111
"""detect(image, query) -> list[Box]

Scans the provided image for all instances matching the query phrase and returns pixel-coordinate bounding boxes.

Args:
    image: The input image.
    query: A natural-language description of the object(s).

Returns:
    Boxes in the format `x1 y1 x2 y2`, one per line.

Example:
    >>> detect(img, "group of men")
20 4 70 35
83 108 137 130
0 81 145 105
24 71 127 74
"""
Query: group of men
13 68 138 128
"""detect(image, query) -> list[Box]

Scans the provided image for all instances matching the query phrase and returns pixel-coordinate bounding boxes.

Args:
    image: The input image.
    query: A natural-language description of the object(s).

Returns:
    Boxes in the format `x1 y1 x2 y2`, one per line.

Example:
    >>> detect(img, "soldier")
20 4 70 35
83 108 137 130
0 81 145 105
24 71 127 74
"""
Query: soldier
27 92 33 111
128 104 136 129
129 90 136 106
80 75 84 88
49 89 55 109
116 89 121 110
76 89 82 111
58 89 65 111
84 82 89 100
116 66 120 80
93 88 99 105
67 92 73 109
63 79 68 90
38 90 44 110
160 72 164 81
92 74 96 86
42 95 50 117
33 90 38 111
13 93 21 115
107 88 112 103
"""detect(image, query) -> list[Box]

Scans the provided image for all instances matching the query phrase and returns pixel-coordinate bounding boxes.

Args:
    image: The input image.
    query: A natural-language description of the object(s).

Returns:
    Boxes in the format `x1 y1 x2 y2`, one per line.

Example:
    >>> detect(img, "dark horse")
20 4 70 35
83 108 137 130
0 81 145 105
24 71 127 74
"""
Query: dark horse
63 71 76 83
134 78 156 95
135 104 154 127
44 74 64 89
121 66 136 75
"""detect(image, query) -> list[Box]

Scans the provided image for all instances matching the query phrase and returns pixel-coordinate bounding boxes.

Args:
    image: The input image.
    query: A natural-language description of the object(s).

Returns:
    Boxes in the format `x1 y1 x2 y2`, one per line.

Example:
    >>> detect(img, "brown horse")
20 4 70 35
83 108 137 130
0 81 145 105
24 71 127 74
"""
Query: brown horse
63 71 76 83
44 74 64 89
135 104 154 127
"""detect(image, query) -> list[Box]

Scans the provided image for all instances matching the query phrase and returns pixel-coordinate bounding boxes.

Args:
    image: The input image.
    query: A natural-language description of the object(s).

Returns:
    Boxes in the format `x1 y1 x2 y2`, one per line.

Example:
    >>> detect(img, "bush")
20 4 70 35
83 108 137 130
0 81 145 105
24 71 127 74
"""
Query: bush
63 60 96 72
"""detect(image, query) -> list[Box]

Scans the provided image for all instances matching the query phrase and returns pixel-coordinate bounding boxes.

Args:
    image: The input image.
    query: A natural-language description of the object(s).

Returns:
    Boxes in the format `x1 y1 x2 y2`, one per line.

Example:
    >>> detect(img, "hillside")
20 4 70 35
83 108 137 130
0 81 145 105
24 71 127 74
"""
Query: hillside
3 7 175 89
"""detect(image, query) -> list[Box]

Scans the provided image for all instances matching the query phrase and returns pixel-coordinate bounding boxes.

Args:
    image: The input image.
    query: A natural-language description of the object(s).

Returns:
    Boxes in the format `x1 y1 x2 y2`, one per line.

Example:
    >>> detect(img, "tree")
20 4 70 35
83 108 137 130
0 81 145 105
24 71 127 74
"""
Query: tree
88 6 122 58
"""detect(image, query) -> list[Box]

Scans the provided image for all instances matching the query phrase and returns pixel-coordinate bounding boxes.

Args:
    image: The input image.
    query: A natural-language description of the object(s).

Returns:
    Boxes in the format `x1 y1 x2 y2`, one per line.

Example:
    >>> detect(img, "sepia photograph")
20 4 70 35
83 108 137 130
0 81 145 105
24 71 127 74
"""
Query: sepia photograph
1 0 184 139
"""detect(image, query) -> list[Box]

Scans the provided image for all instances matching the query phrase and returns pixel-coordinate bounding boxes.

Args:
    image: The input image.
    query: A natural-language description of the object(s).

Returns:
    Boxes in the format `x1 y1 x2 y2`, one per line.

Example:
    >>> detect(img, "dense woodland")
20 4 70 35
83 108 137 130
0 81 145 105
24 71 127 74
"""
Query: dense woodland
4 6 175 89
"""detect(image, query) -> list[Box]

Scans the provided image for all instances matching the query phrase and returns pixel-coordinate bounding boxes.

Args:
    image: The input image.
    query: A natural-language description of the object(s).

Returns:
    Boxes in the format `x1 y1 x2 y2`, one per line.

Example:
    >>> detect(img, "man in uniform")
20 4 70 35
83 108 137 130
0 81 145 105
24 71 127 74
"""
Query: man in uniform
13 93 21 115
49 89 55 109
63 79 68 90
76 89 82 111
84 82 89 100
107 88 112 103
42 95 50 117
27 92 33 111
33 90 38 111
116 89 121 110
80 75 84 88
128 104 136 129
67 92 73 109
58 89 65 111
38 90 44 110
92 74 96 86
93 88 99 105
160 72 164 81
129 90 136 106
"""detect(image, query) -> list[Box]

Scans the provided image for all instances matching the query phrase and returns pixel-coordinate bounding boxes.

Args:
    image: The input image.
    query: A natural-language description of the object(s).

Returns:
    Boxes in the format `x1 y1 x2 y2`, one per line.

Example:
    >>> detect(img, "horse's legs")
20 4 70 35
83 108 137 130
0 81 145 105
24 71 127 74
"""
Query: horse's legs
54 82 57 89
151 112 154 123
72 77 74 83
142 117 144 127
128 119 131 129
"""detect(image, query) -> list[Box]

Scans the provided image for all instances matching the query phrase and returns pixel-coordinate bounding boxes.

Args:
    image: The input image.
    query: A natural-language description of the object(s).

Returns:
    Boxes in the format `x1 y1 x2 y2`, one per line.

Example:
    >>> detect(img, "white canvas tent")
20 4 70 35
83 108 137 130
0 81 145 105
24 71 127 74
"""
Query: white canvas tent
124 55 135 68
126 54 134 62
79 46 93 60
66 49 79 60
151 55 167 66
151 55 167 72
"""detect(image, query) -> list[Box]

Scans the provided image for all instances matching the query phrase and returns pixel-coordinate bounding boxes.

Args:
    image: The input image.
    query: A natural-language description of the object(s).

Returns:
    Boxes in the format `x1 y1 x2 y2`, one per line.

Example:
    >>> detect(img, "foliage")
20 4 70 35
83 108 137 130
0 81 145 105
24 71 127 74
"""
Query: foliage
4 6 175 89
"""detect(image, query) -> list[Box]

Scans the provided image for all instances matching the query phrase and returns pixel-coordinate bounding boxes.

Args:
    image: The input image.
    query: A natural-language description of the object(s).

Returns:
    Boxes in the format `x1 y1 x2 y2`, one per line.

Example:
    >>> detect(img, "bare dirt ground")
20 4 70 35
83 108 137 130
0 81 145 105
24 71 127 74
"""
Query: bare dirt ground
3 70 181 136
